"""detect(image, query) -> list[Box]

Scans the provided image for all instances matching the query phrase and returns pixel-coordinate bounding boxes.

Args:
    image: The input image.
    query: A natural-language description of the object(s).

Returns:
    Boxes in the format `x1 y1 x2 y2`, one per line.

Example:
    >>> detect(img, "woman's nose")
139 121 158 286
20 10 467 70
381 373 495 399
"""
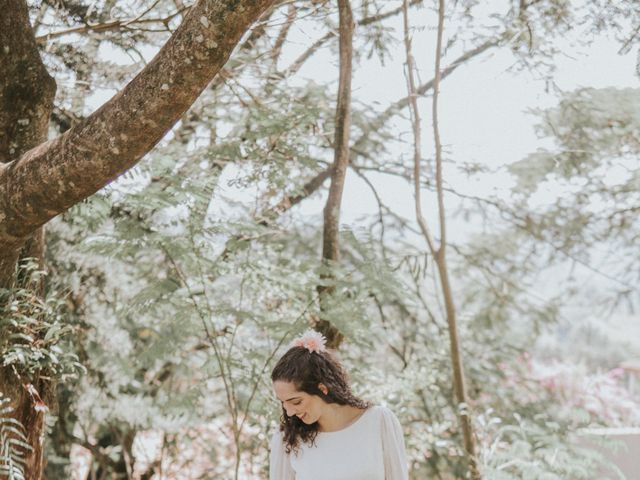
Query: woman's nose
284 405 296 417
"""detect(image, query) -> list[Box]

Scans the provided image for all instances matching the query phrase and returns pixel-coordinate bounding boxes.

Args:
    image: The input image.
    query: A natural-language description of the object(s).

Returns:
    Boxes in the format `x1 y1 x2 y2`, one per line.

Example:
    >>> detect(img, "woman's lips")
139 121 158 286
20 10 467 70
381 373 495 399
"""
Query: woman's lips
299 413 306 421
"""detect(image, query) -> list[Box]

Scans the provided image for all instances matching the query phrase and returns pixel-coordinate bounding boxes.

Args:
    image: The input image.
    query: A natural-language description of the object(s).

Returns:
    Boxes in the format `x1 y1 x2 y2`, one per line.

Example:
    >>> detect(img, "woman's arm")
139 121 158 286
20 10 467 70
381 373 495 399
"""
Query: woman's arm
269 431 296 480
380 407 409 480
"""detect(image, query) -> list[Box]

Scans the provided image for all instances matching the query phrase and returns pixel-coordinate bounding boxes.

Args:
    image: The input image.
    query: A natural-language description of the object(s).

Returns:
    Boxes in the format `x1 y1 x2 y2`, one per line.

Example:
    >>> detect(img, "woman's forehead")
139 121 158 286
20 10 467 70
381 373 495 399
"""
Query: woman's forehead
273 380 303 400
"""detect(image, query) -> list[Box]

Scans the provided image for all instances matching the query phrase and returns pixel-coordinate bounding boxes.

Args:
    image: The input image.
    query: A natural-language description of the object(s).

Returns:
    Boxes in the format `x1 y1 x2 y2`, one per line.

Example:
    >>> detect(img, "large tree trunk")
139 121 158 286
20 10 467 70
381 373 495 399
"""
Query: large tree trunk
0 1 275 478
0 2 56 477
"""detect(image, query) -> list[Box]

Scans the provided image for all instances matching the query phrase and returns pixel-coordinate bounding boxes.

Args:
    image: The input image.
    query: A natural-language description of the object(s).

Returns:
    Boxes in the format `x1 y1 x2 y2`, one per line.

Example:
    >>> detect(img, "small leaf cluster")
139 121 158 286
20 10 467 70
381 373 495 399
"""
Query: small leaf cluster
0 262 84 381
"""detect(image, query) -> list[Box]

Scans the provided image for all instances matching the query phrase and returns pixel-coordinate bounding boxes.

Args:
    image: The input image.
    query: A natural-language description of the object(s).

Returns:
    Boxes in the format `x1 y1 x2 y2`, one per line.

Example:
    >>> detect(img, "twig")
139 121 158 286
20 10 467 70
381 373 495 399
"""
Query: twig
35 7 188 43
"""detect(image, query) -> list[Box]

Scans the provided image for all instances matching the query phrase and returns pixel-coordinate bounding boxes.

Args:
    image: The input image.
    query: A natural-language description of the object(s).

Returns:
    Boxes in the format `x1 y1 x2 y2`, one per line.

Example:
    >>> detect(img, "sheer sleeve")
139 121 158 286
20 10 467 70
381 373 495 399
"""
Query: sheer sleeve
269 431 296 480
380 407 409 480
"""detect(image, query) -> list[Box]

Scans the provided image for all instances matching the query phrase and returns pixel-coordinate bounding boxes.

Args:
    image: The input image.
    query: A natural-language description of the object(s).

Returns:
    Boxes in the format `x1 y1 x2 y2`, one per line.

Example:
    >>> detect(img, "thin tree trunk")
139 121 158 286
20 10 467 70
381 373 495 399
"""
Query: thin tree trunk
44 383 75 479
402 0 482 477
315 0 354 349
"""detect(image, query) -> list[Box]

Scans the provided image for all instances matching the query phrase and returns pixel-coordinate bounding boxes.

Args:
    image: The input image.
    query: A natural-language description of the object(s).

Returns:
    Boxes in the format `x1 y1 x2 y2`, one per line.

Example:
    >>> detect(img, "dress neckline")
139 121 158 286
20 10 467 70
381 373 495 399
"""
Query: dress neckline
317 406 373 435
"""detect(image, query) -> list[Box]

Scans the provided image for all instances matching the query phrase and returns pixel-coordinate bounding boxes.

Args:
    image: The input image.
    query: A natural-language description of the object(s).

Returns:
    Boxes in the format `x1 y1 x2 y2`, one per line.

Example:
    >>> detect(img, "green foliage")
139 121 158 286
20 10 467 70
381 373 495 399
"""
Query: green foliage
0 261 84 381
479 412 623 480
510 88 640 194
0 394 31 480
502 86 640 319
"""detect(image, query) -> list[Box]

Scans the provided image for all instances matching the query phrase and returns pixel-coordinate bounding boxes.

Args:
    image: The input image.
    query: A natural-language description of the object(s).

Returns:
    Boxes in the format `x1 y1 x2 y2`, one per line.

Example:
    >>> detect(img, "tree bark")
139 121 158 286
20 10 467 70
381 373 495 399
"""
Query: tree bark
316 0 354 349
0 3 56 166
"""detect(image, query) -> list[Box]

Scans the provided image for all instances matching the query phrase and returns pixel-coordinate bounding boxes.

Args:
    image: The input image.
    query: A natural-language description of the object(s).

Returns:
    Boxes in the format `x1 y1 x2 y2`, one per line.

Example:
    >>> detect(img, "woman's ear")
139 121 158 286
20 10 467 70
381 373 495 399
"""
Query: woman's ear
318 383 328 395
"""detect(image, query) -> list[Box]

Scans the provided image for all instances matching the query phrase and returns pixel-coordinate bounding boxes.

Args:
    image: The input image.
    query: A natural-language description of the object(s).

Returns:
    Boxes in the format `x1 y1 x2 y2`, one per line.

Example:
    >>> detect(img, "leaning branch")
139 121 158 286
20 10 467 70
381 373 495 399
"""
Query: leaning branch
0 0 276 247
352 38 499 155
403 2 436 256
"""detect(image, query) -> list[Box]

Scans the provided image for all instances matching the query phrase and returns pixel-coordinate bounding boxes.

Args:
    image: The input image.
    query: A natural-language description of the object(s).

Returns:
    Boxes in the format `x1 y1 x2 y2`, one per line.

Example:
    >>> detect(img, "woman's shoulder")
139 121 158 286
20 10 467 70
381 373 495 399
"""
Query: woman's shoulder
367 404 398 417
367 405 405 444
365 404 402 426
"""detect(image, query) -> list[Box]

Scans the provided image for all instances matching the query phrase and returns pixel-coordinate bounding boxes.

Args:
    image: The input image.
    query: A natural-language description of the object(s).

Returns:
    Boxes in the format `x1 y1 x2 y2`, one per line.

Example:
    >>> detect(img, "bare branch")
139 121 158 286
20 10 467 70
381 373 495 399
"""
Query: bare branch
432 12 446 255
348 164 388 261
403 0 437 257
284 31 334 77
352 38 499 155
360 0 424 27
35 7 188 43
270 3 297 65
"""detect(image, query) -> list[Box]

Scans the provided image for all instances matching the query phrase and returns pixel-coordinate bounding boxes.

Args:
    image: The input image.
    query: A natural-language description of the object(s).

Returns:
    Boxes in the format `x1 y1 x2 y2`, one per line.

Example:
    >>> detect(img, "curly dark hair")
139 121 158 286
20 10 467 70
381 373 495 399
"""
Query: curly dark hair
271 345 369 454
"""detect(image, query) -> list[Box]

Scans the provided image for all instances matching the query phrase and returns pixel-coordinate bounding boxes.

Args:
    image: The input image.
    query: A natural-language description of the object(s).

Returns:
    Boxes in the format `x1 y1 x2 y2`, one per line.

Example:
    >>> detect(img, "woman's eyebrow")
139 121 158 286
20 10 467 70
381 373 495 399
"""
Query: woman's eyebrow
284 396 300 402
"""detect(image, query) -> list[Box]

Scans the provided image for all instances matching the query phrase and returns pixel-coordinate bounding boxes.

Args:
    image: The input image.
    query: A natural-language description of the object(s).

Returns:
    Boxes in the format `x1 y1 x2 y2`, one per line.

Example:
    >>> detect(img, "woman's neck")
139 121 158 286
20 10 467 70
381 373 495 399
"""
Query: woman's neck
317 404 366 432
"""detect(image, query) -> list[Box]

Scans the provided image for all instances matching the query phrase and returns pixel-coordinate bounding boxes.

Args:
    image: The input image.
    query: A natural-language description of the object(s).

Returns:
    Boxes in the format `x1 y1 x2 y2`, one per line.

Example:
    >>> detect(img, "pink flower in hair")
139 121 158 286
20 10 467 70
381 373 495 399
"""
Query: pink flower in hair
292 330 327 354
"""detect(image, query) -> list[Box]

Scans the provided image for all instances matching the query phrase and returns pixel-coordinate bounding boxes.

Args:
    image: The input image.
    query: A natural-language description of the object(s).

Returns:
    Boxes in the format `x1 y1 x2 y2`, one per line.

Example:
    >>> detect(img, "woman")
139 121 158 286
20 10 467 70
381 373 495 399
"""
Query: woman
269 330 409 480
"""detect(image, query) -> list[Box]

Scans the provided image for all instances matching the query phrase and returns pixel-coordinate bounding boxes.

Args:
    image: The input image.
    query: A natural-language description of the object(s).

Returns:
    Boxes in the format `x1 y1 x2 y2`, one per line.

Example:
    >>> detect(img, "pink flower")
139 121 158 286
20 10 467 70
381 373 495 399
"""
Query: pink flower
292 330 327 354
608 367 624 379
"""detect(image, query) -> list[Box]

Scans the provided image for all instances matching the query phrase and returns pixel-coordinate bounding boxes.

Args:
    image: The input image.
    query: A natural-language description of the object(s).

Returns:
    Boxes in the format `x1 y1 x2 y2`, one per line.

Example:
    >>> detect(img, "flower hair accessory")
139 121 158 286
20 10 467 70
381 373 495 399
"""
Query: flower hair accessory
292 330 327 354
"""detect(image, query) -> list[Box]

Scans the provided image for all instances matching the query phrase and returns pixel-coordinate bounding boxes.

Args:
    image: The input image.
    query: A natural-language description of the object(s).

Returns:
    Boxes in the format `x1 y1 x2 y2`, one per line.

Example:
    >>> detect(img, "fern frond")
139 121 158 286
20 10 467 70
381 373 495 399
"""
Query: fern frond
0 395 32 480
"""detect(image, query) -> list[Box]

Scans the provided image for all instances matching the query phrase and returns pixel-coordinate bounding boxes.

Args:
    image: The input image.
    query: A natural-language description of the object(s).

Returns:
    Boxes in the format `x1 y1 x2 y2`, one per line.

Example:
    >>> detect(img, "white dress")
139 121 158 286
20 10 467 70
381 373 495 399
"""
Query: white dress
269 405 409 480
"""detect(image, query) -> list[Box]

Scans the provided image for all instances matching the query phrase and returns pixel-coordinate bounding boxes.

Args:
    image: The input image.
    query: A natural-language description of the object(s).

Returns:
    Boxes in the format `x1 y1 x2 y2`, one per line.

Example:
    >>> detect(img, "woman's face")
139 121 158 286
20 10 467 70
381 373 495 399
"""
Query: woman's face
273 380 327 424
